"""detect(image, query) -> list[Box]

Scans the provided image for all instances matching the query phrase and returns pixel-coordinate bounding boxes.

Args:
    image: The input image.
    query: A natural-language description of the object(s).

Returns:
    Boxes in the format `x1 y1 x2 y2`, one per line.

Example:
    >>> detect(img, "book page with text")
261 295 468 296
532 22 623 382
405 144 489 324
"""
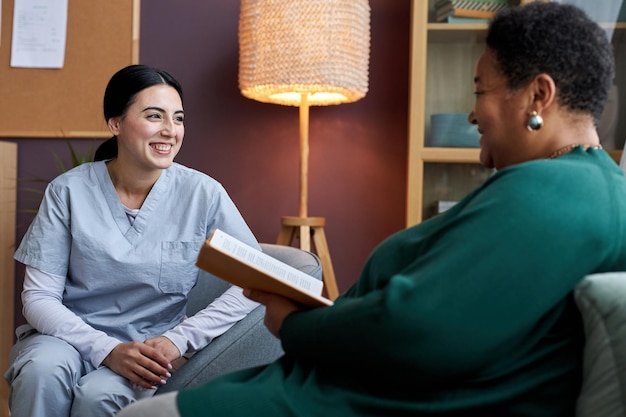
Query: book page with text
210 230 324 297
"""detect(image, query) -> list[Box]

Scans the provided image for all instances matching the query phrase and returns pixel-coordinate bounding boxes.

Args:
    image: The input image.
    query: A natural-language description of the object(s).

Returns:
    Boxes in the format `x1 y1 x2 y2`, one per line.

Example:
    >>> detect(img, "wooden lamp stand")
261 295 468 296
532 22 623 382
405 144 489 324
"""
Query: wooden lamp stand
275 95 339 300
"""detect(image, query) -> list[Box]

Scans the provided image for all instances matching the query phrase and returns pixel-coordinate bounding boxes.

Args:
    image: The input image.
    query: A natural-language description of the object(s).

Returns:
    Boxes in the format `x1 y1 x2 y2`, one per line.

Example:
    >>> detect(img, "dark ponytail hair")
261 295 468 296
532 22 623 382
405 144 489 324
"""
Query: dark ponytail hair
94 65 183 161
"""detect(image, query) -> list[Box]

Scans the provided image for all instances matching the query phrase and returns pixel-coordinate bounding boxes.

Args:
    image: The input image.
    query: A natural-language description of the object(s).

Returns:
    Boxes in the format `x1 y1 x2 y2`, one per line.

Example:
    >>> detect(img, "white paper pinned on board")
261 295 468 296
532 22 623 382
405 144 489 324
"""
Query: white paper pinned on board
10 0 68 69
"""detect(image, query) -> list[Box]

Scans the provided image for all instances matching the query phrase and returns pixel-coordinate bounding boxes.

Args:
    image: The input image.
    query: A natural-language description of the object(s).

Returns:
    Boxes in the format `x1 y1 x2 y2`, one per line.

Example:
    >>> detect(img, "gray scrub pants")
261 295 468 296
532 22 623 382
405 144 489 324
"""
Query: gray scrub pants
4 328 155 417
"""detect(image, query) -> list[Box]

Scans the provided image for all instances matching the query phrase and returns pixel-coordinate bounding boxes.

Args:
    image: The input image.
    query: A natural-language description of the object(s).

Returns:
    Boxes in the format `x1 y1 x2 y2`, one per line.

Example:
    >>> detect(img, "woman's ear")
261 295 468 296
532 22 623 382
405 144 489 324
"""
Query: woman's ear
107 117 121 136
530 73 557 112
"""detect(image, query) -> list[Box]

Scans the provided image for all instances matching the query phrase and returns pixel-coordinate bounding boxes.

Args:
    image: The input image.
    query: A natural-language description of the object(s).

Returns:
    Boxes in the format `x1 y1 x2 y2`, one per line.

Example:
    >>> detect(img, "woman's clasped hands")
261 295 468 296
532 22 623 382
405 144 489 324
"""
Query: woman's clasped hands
102 336 179 390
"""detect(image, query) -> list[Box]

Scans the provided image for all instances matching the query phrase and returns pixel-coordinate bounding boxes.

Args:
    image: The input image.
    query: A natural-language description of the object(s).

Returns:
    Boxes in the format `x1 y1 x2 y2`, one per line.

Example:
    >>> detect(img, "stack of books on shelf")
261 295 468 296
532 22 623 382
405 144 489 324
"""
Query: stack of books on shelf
435 0 509 23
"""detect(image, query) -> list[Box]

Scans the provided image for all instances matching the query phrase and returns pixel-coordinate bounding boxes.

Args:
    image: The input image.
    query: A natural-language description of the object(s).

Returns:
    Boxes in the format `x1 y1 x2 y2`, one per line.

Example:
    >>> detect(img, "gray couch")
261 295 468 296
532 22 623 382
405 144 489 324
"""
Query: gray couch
156 243 322 393
573 272 626 417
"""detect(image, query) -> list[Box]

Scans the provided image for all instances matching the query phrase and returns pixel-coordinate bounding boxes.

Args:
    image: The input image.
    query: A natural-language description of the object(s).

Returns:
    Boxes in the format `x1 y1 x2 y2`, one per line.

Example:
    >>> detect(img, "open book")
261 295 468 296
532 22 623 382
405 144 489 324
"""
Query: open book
196 229 333 307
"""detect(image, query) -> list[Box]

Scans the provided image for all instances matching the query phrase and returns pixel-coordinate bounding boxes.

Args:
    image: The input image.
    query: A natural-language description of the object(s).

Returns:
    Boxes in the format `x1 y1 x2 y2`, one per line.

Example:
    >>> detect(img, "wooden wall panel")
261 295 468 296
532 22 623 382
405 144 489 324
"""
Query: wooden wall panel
0 141 17 417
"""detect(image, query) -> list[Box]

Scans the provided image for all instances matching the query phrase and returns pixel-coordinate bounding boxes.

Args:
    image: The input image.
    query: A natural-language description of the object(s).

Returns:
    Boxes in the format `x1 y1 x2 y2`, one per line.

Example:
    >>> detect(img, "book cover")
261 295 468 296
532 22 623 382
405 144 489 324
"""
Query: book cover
442 16 491 23
435 0 507 8
435 0 507 21
196 229 333 308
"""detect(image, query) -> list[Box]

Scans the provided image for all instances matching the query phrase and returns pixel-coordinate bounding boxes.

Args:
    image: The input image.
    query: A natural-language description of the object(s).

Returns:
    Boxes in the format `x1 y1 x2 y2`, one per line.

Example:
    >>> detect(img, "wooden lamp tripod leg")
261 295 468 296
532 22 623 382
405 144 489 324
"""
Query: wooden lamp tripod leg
275 95 339 300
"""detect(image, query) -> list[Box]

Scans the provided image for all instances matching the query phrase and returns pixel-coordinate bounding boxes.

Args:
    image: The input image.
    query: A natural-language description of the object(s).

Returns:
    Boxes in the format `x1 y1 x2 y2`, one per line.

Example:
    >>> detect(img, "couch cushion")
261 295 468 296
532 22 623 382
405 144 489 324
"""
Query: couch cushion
259 243 323 279
574 272 626 417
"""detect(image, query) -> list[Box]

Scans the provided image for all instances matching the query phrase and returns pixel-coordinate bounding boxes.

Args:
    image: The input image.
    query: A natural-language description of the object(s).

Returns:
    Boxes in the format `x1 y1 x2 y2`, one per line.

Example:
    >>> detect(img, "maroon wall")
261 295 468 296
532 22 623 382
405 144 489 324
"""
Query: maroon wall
11 0 410 328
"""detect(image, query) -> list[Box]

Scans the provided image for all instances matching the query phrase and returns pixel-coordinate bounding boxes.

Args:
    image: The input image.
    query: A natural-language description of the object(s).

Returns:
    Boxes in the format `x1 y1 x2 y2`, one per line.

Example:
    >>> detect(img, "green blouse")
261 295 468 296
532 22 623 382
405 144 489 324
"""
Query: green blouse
178 147 626 416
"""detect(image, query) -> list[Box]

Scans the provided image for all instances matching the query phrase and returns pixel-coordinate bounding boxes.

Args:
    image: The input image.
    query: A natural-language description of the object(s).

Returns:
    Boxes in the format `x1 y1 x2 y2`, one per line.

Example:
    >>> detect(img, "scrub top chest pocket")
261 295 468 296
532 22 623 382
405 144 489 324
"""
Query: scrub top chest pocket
159 241 204 294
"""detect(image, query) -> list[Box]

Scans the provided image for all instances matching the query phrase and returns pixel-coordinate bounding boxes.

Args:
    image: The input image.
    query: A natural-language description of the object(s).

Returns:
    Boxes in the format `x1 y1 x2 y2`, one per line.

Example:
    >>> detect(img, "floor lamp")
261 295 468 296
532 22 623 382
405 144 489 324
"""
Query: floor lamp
238 0 370 300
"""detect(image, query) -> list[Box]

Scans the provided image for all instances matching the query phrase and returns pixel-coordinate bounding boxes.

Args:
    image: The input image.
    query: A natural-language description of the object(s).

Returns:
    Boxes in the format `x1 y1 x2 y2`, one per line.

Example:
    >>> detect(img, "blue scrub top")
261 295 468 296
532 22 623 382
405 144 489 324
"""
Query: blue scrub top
15 161 259 343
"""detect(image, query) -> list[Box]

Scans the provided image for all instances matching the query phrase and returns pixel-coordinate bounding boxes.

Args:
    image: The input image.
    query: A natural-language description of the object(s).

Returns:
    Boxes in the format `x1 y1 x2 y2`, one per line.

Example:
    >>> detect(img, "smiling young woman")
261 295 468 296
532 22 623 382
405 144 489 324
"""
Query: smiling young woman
105 83 185 209
5 65 261 417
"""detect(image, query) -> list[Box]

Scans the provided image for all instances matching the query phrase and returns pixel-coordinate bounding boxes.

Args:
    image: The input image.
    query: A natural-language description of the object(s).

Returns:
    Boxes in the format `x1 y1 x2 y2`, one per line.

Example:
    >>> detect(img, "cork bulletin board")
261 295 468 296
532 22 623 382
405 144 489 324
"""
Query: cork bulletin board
0 0 140 138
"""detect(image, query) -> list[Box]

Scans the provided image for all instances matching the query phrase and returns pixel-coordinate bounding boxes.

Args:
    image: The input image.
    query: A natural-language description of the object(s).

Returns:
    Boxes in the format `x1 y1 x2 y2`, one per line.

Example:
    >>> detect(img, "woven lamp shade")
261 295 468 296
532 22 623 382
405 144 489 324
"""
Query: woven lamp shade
238 0 370 107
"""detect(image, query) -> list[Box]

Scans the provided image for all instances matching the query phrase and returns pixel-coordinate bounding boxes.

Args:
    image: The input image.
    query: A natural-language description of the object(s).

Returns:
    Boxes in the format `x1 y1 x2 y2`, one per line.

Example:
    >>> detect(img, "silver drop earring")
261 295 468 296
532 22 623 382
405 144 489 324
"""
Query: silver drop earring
527 111 543 131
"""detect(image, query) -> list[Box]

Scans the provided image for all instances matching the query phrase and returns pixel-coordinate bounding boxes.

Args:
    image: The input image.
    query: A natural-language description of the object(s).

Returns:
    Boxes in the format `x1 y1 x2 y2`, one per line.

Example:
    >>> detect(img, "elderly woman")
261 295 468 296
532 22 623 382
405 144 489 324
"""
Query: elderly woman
119 3 625 416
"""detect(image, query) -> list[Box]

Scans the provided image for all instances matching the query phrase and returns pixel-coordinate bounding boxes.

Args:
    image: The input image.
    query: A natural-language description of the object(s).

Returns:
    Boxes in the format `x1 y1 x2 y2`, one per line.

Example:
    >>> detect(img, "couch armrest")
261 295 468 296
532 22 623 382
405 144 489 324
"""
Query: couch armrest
157 305 282 393
156 243 321 394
